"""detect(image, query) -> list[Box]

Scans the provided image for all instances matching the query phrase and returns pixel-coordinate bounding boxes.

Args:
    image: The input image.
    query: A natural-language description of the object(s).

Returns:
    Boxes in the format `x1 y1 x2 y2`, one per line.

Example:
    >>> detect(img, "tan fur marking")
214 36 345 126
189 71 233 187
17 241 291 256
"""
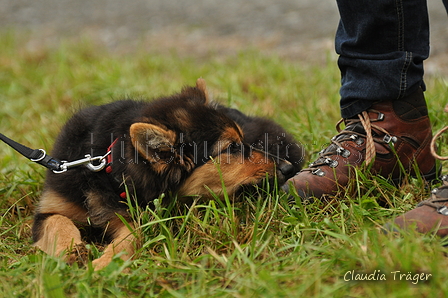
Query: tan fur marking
34 214 83 258
178 151 275 199
91 217 137 270
37 190 88 223
211 126 244 156
221 126 243 143
151 161 168 174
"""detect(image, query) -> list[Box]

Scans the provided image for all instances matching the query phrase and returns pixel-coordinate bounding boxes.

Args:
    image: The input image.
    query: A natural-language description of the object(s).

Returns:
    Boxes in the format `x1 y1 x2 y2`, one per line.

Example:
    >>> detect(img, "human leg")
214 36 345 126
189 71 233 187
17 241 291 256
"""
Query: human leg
284 0 437 199
336 0 429 118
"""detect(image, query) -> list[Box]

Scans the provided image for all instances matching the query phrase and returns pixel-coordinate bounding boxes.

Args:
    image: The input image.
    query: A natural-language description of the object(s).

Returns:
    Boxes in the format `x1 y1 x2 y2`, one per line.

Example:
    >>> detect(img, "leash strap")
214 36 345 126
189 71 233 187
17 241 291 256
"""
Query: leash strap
0 133 64 172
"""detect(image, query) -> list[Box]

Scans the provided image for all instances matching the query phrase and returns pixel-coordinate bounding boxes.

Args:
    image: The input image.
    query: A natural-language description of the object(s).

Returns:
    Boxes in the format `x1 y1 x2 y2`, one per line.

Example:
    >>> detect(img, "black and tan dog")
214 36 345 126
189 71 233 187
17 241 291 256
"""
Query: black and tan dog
33 79 303 269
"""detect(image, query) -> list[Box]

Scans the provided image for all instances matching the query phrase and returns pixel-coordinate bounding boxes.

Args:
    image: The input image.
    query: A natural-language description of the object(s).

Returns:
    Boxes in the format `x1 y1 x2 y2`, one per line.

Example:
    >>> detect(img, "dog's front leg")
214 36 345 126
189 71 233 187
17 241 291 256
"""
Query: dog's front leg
34 214 84 263
91 217 136 270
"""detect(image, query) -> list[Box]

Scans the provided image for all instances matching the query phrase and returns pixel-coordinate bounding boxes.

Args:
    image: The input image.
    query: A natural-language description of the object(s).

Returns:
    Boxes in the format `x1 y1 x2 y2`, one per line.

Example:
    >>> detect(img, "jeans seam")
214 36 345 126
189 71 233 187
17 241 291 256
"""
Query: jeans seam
396 0 407 99
395 0 404 52
399 51 412 98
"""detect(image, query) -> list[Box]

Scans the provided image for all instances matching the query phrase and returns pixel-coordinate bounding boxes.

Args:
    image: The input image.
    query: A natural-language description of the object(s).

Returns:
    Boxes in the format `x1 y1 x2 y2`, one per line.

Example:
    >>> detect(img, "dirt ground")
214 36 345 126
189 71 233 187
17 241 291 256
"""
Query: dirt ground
1 0 447 75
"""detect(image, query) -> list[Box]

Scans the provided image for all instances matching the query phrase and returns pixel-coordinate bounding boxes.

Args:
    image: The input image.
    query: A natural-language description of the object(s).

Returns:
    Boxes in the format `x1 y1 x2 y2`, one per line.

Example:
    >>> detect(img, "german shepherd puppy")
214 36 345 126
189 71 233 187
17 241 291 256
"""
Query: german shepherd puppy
33 79 303 269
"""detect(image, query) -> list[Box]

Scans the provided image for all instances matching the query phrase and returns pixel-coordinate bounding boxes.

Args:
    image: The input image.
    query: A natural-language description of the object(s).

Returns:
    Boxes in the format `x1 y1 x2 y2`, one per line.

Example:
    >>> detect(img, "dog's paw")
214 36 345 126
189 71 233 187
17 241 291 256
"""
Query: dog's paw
67 243 90 267
91 254 113 271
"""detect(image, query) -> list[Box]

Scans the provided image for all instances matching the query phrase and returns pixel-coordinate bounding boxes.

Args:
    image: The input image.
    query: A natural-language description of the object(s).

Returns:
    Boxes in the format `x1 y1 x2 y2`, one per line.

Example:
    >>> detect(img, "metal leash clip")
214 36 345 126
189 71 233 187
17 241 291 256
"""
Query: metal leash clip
53 151 111 174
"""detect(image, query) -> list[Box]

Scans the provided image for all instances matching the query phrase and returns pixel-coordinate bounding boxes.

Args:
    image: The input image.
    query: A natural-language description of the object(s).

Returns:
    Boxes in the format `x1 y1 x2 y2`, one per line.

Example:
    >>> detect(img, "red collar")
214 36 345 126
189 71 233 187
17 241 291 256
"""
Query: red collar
105 138 126 199
105 138 119 174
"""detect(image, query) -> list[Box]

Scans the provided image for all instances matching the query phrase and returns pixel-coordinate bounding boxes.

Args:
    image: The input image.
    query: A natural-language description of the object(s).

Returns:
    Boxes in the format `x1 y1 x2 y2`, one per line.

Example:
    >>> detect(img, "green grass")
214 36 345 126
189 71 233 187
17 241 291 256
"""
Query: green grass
1 31 448 297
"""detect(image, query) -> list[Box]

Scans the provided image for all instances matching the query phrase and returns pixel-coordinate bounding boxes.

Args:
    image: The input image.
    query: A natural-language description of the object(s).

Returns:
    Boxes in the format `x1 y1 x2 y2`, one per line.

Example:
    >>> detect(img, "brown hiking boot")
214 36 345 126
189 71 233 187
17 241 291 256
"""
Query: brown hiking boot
283 88 438 200
389 175 448 236
386 125 448 236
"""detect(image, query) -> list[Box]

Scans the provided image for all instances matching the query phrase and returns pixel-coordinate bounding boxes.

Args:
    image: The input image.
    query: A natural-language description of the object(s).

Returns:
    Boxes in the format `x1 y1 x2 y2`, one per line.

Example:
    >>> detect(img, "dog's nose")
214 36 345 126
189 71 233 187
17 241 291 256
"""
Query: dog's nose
279 161 295 180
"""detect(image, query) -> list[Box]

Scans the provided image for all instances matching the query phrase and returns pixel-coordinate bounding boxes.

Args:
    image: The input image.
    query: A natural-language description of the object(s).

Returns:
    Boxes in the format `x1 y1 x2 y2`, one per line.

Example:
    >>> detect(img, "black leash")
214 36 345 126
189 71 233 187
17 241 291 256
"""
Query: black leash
0 133 64 172
0 133 109 173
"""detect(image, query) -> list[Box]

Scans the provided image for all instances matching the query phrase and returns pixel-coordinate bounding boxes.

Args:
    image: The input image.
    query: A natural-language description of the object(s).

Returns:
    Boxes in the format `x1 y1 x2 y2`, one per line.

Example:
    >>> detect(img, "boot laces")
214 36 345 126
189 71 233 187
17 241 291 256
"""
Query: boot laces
303 110 394 174
418 124 448 214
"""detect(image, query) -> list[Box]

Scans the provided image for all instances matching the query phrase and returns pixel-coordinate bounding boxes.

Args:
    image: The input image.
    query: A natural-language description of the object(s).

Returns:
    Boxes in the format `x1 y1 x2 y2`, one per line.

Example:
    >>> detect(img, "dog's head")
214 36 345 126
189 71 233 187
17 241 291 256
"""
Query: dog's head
129 79 295 201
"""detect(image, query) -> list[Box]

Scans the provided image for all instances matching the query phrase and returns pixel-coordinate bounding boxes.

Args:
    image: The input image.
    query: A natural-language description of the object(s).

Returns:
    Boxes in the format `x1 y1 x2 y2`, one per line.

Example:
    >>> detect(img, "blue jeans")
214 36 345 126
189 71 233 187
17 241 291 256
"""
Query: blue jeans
336 0 448 118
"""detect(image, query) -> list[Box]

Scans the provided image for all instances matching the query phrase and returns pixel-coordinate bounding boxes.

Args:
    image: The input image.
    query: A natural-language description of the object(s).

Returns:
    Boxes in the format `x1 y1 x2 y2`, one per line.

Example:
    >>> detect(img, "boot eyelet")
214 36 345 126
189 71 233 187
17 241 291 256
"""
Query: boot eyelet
337 148 351 158
376 112 385 121
437 206 448 216
312 168 325 177
323 157 338 168
329 160 338 168
383 134 397 144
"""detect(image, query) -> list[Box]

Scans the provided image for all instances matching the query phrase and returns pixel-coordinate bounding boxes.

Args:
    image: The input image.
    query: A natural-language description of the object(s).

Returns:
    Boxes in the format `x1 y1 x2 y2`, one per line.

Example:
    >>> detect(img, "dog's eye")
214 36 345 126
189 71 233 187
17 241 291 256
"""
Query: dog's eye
223 142 242 154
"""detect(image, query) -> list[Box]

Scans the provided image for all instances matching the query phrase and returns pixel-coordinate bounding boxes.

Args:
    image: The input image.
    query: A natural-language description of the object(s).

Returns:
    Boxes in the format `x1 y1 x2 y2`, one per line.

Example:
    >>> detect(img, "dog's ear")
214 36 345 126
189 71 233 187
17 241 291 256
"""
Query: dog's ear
130 123 176 162
196 78 210 104
180 78 210 105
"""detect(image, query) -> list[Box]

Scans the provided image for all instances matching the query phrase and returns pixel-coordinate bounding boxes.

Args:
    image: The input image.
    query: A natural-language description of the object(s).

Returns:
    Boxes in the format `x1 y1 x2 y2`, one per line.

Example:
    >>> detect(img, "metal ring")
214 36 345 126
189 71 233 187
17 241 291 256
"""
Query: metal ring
30 149 46 162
